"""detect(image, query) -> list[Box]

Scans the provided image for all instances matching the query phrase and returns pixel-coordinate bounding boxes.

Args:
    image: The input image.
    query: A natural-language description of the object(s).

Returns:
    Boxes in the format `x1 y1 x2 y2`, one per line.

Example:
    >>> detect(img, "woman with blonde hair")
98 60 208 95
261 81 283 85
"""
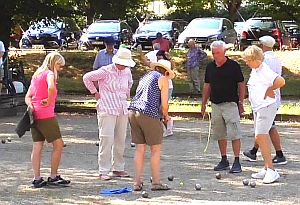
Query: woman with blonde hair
25 52 70 188
242 45 285 184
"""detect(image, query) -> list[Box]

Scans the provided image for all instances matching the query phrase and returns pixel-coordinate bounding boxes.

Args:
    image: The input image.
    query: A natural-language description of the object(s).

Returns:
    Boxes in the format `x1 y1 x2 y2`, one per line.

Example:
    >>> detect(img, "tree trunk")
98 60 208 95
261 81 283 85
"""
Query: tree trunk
224 0 242 22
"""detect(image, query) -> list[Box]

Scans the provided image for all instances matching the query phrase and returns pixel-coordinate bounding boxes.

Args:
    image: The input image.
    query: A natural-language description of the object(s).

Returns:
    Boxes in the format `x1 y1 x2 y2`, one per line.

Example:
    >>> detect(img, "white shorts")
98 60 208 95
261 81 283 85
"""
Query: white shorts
253 103 277 135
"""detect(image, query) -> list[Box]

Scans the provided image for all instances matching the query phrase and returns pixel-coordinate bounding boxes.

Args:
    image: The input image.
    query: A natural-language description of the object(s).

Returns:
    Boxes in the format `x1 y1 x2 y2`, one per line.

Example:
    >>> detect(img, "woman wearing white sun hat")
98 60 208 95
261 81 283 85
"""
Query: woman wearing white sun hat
83 48 135 181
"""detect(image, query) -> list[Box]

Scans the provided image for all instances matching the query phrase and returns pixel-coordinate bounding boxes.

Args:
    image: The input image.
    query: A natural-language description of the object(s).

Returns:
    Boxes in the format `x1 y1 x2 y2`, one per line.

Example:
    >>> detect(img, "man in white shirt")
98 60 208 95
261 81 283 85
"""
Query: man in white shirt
145 43 160 62
243 35 287 165
0 40 6 93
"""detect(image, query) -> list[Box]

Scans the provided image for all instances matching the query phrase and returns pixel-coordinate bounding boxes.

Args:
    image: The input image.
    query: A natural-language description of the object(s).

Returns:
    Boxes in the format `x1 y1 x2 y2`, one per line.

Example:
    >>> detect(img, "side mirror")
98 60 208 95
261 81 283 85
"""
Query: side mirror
222 25 227 31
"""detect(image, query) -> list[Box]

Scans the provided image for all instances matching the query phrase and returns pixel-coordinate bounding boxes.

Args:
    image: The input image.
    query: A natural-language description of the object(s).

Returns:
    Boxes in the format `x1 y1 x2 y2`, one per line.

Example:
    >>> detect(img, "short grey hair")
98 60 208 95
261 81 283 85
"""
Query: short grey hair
153 43 160 50
188 39 195 44
210 40 226 51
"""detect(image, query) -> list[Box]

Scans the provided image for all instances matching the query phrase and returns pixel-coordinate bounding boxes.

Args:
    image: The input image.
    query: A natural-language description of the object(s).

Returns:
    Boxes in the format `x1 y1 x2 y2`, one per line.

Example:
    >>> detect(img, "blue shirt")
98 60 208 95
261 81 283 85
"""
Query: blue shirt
129 71 162 119
93 49 118 70
185 47 207 69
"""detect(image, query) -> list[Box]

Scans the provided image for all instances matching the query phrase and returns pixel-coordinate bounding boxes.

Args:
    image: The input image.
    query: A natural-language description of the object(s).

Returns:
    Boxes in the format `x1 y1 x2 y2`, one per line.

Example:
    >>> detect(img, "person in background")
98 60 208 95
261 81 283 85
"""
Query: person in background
0 40 5 93
145 43 160 62
242 45 285 183
243 36 287 165
201 41 245 173
83 48 135 181
25 52 70 188
185 39 207 95
128 59 175 191
152 32 170 52
93 36 117 70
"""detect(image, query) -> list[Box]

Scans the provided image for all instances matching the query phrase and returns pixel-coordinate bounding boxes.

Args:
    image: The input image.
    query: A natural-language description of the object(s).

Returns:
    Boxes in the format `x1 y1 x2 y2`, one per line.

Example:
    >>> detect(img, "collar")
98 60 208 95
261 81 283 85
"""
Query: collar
214 56 229 67
104 49 117 55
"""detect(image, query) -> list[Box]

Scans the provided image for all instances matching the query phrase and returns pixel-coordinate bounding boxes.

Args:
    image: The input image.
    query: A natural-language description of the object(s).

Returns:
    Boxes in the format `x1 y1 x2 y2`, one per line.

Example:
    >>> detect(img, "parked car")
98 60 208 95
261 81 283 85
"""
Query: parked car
78 20 132 50
20 18 80 49
177 17 237 49
132 20 183 50
234 21 246 50
283 21 300 49
240 17 291 50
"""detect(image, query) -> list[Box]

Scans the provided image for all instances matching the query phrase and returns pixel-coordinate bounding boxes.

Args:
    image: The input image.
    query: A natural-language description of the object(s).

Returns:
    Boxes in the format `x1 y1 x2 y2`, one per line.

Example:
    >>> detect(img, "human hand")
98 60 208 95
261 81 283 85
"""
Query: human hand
264 87 275 99
201 104 206 117
238 104 245 116
40 98 49 107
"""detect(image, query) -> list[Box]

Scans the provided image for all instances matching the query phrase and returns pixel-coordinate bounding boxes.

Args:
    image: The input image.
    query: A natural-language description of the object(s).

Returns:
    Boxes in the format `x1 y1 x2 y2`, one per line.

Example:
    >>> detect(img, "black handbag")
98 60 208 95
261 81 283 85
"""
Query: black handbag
15 108 34 138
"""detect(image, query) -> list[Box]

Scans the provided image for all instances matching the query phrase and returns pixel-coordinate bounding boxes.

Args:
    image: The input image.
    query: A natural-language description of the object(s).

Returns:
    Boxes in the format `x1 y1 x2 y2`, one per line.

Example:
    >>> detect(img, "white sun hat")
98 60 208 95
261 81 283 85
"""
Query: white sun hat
112 48 136 67
150 59 175 79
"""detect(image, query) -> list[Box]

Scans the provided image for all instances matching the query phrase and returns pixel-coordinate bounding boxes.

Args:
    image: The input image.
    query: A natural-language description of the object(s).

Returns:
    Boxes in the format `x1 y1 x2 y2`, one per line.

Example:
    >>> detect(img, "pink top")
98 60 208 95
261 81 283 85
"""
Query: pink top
152 38 170 52
83 64 133 116
31 70 57 120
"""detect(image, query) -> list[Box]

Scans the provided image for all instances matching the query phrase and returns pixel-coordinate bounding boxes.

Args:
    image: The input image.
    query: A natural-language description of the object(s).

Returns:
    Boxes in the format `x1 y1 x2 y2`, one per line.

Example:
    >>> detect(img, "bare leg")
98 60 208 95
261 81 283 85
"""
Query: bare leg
31 141 44 178
256 134 273 169
218 139 227 156
232 139 241 157
134 144 146 185
150 144 161 184
269 127 282 151
50 138 64 177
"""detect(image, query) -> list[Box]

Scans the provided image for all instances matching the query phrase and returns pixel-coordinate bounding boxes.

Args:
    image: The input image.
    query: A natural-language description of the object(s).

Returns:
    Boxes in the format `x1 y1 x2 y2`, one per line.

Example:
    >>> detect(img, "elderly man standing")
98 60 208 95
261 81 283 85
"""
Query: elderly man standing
185 39 207 94
93 36 117 70
201 41 245 173
243 36 287 165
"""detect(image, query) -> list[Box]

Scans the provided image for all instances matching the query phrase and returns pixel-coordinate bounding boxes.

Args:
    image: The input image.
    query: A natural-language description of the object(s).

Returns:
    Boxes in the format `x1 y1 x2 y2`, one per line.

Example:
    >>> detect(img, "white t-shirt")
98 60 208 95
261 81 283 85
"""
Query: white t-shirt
247 62 279 112
0 41 5 69
145 50 159 63
264 51 282 108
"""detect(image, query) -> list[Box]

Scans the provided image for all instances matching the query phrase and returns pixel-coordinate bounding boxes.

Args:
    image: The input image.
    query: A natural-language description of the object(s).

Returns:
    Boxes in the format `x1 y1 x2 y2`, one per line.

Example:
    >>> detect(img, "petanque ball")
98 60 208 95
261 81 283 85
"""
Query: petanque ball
215 173 221 179
195 183 202 190
150 177 152 183
242 179 249 186
63 143 67 147
168 175 174 181
7 137 11 142
130 143 135 147
141 191 149 198
179 181 184 186
1 139 6 144
95 142 99 146
250 181 256 188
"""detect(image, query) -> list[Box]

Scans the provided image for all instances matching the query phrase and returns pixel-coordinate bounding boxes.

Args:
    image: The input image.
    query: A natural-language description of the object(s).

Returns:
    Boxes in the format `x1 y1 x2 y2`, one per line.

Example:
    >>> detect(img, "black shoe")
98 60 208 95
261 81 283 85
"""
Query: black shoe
47 175 71 185
243 150 257 162
229 161 242 173
272 155 288 165
214 160 230 171
32 177 47 188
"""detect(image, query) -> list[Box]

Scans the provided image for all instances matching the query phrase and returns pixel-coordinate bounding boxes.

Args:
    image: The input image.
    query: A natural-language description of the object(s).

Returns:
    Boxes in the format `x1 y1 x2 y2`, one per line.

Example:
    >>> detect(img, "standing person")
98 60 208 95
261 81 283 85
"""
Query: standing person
242 45 285 183
25 52 70 188
201 41 245 173
185 39 207 94
243 36 287 165
0 40 5 93
152 32 170 52
145 43 160 62
128 59 174 191
93 36 117 70
83 48 135 181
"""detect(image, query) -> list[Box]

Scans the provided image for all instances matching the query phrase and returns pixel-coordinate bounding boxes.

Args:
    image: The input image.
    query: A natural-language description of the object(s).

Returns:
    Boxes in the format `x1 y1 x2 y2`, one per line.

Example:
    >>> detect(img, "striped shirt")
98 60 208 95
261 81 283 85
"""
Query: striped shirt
83 63 133 115
93 49 118 70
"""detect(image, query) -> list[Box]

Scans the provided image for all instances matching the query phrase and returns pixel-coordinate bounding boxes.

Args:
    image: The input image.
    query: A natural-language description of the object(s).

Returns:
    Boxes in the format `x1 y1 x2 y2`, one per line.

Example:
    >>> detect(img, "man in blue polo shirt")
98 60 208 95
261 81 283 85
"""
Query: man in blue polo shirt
93 36 118 70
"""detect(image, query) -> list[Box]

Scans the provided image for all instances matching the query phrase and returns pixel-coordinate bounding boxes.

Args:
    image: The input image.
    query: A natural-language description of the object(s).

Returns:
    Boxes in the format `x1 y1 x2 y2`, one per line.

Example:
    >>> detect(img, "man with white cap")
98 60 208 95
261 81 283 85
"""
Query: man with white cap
83 48 135 180
243 35 287 165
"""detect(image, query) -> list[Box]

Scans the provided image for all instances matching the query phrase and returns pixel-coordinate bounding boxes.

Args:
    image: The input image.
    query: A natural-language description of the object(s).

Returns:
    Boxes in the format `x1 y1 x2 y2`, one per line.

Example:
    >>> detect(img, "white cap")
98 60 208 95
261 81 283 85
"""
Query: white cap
259 36 276 48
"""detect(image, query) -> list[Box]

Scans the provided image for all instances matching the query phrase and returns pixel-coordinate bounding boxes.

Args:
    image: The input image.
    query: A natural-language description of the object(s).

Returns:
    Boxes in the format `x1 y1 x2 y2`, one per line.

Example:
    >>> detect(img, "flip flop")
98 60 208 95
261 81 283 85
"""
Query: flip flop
100 187 133 196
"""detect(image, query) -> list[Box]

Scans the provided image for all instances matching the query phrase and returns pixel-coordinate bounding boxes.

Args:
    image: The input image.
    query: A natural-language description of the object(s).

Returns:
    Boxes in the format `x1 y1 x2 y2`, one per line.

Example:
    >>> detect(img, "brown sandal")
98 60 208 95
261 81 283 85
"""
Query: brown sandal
151 183 170 191
133 182 143 191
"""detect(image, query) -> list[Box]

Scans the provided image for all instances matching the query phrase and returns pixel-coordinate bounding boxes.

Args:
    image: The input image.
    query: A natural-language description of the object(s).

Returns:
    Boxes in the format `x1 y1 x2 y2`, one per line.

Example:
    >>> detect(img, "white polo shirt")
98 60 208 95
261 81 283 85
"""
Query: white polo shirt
247 62 279 112
263 51 282 108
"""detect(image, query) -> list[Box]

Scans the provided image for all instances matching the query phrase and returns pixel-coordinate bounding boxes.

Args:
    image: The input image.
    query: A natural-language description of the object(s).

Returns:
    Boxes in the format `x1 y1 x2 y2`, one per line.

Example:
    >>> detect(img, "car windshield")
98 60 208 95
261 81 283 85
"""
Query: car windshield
187 19 220 30
136 21 171 33
246 20 276 29
88 22 120 33
29 20 62 30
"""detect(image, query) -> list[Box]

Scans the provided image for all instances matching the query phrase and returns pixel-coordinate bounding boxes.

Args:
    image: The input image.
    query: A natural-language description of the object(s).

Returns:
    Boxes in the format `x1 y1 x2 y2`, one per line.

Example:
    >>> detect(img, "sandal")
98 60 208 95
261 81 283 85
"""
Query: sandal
133 182 143 191
151 183 170 191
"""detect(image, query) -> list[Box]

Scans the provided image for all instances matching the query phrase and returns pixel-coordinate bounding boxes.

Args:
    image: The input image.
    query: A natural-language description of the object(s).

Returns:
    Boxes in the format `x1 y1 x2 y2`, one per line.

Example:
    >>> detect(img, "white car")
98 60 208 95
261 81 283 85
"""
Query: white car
177 17 237 48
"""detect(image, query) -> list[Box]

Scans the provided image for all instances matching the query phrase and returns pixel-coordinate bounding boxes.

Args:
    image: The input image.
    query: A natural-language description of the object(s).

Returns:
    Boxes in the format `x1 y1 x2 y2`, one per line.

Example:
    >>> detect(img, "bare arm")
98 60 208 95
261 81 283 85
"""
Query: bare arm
25 85 33 110
41 74 55 106
201 83 211 116
158 75 169 121
265 76 285 99
238 81 246 115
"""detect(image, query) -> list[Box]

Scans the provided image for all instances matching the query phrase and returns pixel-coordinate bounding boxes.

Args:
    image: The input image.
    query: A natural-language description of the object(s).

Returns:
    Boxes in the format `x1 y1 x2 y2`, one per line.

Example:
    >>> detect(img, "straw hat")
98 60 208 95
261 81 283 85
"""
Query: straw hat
112 48 136 67
150 59 175 79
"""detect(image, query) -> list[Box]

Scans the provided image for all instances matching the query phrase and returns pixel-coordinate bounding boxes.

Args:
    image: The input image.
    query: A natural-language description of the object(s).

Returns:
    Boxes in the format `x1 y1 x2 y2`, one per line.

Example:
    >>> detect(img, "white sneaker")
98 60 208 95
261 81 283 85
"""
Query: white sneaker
251 168 267 179
263 168 280 184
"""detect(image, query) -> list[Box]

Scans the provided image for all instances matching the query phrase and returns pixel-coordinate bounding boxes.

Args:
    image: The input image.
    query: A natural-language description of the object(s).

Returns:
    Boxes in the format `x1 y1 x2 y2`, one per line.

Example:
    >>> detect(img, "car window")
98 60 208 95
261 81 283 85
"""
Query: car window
88 22 120 33
246 19 276 29
136 21 172 33
187 19 220 30
224 19 233 29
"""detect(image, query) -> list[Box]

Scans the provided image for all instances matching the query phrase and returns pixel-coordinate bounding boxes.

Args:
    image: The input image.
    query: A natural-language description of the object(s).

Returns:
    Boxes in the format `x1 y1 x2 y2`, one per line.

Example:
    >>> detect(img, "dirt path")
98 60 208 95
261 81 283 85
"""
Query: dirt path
0 113 299 205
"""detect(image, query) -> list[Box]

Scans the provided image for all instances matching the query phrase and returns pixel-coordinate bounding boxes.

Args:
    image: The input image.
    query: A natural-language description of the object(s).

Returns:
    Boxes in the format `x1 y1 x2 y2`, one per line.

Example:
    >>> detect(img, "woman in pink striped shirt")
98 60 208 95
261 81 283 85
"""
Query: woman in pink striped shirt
83 48 135 181
25 52 70 188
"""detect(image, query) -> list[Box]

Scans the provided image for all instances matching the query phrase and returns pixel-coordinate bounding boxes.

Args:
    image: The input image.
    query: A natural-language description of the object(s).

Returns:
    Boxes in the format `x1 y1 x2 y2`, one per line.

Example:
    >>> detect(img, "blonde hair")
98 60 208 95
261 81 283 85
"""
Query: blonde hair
242 45 264 62
33 52 65 79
